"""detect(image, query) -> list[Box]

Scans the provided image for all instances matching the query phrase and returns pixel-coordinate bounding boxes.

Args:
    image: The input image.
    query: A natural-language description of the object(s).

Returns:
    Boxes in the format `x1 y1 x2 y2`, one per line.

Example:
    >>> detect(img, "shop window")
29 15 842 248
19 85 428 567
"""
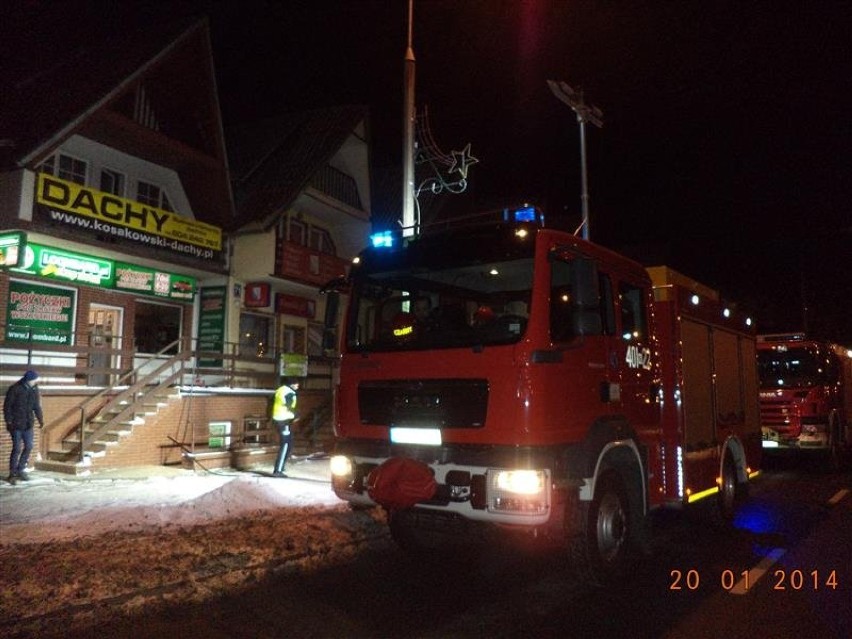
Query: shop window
240 313 274 358
134 301 181 354
100 169 126 197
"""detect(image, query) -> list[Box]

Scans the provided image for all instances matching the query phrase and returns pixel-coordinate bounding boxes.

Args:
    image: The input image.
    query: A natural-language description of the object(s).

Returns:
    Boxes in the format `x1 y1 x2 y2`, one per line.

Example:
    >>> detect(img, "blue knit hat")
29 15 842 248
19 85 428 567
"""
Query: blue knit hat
23 370 38 382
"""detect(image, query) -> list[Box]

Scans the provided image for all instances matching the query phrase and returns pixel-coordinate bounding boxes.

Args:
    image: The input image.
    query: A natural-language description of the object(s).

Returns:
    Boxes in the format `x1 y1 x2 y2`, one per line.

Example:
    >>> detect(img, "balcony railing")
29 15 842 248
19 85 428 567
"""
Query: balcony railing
275 240 351 287
310 164 363 211
0 325 280 389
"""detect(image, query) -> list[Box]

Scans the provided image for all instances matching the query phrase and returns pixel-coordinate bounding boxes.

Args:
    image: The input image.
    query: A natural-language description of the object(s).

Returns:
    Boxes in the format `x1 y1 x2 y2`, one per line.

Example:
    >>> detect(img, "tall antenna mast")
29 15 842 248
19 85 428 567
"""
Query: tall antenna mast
401 0 417 237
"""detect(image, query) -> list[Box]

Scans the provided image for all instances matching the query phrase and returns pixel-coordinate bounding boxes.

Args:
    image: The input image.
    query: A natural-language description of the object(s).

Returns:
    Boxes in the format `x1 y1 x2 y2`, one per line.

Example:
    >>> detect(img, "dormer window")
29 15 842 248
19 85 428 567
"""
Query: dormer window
100 169 126 197
137 180 173 211
37 153 88 185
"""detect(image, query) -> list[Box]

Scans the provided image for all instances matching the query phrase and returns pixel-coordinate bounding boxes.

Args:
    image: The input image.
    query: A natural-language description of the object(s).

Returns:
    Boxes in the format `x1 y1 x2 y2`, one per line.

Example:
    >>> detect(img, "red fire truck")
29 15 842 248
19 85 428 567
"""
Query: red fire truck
757 333 852 468
328 208 761 581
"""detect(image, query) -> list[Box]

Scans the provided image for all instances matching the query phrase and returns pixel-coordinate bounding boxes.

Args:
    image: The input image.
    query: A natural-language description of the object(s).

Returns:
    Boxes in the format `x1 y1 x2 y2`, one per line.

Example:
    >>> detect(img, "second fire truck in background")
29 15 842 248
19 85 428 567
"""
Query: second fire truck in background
757 333 852 468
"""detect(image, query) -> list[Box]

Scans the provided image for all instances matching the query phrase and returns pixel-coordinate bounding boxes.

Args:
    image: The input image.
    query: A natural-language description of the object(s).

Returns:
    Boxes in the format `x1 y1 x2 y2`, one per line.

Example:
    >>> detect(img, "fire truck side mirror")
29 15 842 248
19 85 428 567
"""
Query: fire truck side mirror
571 257 603 336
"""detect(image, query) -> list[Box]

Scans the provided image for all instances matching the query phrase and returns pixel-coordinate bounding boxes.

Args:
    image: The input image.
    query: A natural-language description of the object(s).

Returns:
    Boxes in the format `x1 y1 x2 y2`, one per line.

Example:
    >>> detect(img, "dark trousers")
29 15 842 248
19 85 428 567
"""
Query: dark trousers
9 428 34 476
273 419 293 473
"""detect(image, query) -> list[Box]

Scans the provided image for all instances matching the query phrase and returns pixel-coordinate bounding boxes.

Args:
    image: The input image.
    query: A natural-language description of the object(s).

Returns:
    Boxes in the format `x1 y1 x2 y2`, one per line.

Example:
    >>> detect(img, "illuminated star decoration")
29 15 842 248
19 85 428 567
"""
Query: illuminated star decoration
449 143 478 179
414 105 478 200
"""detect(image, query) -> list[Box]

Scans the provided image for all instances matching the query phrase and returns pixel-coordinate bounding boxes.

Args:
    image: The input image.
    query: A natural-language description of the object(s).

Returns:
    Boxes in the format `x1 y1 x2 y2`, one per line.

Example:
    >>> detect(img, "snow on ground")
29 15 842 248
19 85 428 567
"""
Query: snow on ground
0 457 389 638
1 458 342 544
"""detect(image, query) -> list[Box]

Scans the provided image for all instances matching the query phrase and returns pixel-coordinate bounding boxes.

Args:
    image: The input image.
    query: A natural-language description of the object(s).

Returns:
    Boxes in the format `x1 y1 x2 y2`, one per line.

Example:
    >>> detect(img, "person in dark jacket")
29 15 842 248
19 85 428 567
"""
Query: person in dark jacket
4 370 44 484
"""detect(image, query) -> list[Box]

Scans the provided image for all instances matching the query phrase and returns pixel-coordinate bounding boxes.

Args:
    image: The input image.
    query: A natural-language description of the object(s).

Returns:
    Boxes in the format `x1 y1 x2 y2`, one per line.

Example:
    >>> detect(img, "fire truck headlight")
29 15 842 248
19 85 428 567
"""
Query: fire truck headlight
495 469 544 494
487 469 549 515
330 455 353 478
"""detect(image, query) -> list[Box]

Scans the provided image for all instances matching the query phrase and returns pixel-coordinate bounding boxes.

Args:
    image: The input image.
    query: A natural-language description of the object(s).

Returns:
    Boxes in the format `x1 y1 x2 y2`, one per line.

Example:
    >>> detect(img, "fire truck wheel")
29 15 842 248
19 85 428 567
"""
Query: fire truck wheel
715 454 745 525
569 470 634 585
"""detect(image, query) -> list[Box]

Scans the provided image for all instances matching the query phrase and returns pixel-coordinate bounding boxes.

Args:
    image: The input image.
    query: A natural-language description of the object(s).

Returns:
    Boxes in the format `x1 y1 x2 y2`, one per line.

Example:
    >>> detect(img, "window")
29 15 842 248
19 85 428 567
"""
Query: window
239 313 274 358
288 218 306 245
550 259 575 343
58 154 87 185
137 180 173 211
309 227 336 255
619 282 648 341
281 324 306 354
307 322 324 356
100 169 125 197
134 302 181 354
599 273 616 336
37 156 55 175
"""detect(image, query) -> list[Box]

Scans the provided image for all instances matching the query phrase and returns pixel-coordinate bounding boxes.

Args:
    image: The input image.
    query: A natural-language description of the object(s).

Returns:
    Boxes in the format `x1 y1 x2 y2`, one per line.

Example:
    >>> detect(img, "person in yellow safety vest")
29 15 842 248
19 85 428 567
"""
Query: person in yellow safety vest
271 379 299 477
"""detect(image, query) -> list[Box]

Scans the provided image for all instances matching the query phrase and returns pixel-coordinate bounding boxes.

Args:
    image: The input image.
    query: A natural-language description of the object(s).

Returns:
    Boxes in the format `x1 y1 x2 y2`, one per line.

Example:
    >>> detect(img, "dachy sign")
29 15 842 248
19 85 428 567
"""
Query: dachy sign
35 173 222 260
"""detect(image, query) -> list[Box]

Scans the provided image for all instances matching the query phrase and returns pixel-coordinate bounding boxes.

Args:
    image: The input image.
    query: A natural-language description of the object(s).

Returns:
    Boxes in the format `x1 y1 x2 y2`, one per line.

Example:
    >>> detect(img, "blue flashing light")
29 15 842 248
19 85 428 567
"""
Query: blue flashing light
734 503 778 535
370 231 394 248
513 206 537 222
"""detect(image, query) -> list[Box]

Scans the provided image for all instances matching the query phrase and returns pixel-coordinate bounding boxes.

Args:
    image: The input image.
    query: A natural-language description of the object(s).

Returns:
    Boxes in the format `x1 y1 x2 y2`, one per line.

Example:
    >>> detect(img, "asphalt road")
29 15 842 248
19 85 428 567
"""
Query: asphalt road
56 454 850 639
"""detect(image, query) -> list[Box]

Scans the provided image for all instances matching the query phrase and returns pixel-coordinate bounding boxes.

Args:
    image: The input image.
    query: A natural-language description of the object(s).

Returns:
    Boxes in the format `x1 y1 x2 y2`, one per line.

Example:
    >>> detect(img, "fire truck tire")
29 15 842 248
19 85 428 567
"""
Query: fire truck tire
569 470 634 585
714 453 746 525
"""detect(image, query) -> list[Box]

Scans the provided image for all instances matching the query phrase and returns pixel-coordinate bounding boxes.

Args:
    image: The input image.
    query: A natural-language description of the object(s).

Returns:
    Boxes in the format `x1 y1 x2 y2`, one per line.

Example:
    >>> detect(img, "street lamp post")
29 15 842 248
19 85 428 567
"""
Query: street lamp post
547 79 603 241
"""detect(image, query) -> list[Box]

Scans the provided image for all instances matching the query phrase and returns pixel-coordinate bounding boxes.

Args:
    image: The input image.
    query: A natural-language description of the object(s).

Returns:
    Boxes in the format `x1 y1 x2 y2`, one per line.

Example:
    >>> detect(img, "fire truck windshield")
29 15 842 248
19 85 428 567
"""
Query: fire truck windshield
346 254 534 352
757 347 827 388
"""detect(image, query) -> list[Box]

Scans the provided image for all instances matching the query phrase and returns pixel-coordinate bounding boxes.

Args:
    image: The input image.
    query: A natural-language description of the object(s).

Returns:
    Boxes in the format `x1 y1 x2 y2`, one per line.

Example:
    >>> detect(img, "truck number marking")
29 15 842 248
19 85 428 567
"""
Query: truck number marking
626 345 652 370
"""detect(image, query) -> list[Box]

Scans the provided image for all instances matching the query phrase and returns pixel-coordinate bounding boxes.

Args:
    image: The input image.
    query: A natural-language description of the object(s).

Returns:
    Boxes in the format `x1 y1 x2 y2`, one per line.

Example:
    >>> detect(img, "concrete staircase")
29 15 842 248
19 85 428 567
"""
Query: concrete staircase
35 351 190 475
36 387 179 475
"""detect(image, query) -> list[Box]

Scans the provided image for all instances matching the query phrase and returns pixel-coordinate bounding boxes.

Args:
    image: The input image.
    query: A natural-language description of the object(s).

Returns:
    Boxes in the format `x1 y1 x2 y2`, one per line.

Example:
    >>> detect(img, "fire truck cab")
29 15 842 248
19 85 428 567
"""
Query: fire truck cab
329 208 761 581
757 333 852 468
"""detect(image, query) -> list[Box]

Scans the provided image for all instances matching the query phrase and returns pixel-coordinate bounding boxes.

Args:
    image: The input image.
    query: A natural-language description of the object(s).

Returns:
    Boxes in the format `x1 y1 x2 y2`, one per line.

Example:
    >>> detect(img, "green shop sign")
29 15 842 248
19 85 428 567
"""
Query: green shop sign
280 352 308 378
114 262 195 300
0 231 27 268
197 286 226 367
14 243 113 286
12 243 196 300
6 280 76 345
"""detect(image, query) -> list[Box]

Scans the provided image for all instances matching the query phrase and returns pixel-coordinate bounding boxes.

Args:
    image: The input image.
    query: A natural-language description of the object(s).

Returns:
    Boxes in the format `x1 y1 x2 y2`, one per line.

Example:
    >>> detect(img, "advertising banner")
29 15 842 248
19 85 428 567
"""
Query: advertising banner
35 173 223 262
279 352 308 378
114 262 195 300
0 231 26 268
197 286 226 367
11 243 196 301
5 280 76 345
12 242 114 286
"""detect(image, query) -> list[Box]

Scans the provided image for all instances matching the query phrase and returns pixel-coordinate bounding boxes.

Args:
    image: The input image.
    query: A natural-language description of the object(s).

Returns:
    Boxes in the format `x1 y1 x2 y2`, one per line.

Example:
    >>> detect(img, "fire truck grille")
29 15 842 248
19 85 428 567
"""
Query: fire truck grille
760 399 792 428
358 379 489 428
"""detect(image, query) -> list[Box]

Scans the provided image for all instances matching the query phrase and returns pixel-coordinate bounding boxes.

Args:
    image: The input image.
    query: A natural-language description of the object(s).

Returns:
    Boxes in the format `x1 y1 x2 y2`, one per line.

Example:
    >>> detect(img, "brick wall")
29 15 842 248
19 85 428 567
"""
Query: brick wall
2 387 335 476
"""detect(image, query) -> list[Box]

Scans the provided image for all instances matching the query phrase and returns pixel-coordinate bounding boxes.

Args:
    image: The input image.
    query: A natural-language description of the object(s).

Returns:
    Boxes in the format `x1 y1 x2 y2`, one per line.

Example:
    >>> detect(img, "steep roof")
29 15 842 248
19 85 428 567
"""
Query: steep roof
226 105 368 231
0 11 233 227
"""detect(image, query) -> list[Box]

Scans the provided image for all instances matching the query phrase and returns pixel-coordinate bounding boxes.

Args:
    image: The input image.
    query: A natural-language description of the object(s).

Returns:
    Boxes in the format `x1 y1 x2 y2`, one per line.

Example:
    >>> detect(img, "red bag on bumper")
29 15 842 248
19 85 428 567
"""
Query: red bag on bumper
367 457 437 510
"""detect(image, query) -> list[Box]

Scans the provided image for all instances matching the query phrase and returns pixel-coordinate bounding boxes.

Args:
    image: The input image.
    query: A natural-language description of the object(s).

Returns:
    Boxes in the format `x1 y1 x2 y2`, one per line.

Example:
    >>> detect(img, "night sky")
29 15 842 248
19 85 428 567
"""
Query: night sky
6 1 852 342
